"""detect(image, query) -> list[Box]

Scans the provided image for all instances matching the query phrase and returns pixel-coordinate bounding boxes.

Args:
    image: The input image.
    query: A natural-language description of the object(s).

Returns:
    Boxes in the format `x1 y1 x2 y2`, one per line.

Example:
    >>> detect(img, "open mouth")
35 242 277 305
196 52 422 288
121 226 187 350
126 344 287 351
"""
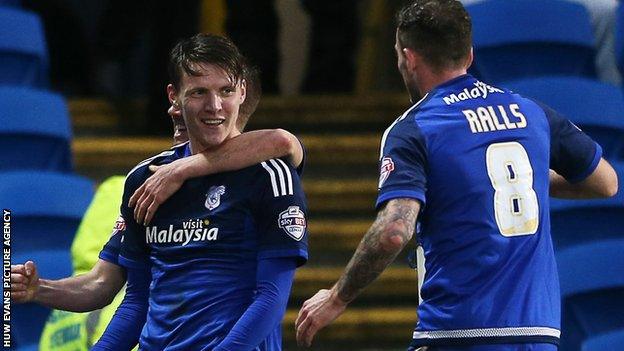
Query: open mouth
201 119 224 126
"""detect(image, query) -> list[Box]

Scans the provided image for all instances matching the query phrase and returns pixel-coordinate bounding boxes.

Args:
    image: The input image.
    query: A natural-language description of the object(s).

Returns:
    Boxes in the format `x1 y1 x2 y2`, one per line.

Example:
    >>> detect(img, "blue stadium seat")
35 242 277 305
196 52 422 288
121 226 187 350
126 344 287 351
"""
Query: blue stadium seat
502 76 624 160
557 239 624 351
0 7 47 86
582 329 624 351
550 161 624 249
0 0 21 7
466 0 595 83
0 86 73 172
617 2 624 79
0 171 93 348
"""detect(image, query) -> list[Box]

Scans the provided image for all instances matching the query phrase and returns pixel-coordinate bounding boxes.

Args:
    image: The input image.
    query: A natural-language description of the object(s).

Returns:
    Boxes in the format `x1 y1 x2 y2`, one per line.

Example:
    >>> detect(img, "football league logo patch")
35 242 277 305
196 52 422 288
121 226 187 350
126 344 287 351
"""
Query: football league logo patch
278 206 307 241
110 215 126 236
205 185 226 210
378 156 395 188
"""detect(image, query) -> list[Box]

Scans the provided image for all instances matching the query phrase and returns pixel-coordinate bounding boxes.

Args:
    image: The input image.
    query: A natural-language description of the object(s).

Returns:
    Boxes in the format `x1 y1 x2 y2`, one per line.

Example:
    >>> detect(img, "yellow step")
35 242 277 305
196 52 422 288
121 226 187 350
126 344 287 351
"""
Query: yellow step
292 267 417 303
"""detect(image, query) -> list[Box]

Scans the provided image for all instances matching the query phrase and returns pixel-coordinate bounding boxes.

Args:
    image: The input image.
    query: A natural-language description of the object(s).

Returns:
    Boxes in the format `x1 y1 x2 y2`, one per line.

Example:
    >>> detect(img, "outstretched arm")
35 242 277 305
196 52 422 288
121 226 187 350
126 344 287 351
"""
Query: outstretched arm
213 257 297 351
295 198 421 347
550 158 618 199
130 128 304 225
10 260 125 312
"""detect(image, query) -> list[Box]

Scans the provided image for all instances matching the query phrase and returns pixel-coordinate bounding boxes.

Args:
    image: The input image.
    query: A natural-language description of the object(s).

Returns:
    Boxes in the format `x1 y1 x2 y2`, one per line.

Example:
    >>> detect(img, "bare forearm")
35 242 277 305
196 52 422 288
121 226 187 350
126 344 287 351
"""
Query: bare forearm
550 160 618 199
35 275 114 311
35 262 125 312
334 199 419 303
179 129 301 179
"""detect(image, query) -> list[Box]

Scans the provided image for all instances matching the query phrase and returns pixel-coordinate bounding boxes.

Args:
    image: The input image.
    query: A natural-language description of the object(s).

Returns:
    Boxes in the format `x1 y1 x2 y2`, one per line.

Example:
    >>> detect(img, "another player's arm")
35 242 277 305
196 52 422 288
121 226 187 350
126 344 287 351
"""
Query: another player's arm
130 128 304 225
550 159 618 199
10 259 125 312
295 198 420 347
538 101 619 199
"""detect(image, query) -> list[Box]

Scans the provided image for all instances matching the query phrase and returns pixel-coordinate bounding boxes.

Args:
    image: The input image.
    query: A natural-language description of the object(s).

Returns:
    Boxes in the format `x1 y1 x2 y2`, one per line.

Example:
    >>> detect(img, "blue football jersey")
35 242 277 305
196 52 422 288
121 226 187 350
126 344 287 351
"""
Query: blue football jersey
98 142 306 266
113 142 308 351
376 75 602 347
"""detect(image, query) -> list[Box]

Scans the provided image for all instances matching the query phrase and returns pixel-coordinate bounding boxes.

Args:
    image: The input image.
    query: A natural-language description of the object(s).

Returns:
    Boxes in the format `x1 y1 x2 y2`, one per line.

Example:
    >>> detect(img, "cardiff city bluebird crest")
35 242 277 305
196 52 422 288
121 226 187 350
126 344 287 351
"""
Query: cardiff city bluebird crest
278 206 306 241
205 185 226 210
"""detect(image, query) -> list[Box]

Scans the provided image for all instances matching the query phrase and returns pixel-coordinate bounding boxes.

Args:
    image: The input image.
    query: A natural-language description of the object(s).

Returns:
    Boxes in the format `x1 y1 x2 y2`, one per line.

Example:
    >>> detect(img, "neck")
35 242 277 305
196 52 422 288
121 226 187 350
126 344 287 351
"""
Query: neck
189 131 241 155
417 67 468 97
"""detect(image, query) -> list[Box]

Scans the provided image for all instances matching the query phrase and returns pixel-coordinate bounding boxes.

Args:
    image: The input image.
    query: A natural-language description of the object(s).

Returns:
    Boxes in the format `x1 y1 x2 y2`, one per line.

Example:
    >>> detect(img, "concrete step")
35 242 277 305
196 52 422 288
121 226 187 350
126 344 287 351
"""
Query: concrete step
69 95 410 135
72 135 381 180
281 307 416 349
291 266 417 306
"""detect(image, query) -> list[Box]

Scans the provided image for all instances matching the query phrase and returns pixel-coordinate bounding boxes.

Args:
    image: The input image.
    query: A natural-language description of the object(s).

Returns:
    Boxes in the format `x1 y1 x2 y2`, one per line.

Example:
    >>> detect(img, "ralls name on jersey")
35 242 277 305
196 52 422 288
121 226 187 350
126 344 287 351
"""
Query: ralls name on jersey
146 218 218 246
278 206 306 241
442 81 504 105
462 103 527 134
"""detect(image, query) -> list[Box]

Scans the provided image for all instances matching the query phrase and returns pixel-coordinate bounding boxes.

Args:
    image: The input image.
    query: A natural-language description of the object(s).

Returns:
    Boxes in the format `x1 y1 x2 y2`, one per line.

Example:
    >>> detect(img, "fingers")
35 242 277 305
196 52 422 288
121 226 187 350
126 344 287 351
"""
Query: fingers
144 200 160 225
11 273 28 285
24 261 36 276
148 165 160 173
11 264 25 275
134 186 152 225
296 315 318 347
129 183 145 208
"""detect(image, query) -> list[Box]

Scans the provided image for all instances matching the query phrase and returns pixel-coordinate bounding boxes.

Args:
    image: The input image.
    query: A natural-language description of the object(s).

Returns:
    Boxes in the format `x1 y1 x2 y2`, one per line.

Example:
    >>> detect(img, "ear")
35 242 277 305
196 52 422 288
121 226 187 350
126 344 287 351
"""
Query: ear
239 79 247 105
402 47 421 72
465 47 474 69
167 84 178 106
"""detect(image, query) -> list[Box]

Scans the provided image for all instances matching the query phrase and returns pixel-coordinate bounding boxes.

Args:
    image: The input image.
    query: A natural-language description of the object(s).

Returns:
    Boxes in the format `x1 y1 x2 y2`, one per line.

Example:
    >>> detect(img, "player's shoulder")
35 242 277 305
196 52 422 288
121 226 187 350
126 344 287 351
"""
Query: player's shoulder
248 158 300 197
124 142 188 189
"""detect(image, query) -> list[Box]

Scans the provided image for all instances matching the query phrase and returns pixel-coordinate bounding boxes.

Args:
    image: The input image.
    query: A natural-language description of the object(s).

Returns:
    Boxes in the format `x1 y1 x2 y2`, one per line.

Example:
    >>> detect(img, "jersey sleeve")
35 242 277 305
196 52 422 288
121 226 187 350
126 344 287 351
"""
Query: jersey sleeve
98 215 125 265
253 159 308 266
117 172 151 269
376 116 428 209
536 101 603 183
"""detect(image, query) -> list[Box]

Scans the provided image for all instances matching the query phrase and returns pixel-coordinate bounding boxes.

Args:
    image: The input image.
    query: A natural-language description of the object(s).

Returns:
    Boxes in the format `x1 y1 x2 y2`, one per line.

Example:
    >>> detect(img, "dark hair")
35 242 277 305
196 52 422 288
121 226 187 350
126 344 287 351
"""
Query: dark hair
168 33 247 89
396 0 472 71
237 65 262 131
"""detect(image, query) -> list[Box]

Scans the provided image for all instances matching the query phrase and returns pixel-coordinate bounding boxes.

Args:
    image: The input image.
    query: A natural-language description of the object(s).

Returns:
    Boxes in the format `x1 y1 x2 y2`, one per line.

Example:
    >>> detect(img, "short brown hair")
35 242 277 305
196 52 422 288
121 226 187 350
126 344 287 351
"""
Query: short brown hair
237 65 262 131
396 0 472 71
168 33 247 89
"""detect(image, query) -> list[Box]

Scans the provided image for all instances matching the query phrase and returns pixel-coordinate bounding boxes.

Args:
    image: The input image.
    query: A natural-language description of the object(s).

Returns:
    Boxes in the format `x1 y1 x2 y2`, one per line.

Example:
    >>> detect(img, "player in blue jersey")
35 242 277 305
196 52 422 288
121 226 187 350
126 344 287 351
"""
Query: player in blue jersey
295 1 619 350
11 61 306 350
110 33 308 351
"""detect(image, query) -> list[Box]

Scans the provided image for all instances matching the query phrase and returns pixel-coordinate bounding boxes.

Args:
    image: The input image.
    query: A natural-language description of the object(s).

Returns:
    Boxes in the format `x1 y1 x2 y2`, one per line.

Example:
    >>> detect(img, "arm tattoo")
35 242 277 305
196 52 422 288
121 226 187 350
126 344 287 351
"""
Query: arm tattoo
335 198 420 303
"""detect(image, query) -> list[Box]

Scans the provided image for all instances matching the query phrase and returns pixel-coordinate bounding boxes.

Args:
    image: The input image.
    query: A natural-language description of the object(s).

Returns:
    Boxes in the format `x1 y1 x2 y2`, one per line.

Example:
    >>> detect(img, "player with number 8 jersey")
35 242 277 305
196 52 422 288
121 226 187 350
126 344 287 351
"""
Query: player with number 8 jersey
377 73 602 347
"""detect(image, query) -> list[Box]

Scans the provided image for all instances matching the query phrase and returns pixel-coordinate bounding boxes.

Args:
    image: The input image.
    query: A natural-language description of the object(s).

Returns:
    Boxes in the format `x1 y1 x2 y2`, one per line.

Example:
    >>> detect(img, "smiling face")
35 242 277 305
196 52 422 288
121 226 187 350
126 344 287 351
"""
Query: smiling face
168 63 246 153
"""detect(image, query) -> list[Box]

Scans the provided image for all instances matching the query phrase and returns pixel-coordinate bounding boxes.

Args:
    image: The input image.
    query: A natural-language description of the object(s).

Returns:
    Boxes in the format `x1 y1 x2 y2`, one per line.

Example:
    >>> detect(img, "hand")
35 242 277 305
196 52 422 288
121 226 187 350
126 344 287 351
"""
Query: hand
129 162 185 225
295 288 347 347
10 261 40 303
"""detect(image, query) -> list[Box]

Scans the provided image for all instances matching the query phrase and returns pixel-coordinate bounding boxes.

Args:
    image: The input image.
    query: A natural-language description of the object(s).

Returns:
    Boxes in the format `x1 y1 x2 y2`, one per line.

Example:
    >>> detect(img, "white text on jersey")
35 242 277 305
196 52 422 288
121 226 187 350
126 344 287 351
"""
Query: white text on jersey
146 218 218 246
442 81 504 105
462 104 527 133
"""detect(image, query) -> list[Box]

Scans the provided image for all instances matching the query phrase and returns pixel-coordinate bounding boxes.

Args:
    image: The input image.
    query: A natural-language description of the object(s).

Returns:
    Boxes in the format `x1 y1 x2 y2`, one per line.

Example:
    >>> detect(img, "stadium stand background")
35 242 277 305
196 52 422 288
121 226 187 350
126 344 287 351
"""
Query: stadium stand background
1 0 623 350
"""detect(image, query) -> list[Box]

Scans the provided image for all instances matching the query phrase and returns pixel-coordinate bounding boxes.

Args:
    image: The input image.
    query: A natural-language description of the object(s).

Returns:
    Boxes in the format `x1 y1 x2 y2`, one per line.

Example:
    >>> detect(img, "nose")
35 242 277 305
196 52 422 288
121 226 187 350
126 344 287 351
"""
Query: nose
204 93 222 112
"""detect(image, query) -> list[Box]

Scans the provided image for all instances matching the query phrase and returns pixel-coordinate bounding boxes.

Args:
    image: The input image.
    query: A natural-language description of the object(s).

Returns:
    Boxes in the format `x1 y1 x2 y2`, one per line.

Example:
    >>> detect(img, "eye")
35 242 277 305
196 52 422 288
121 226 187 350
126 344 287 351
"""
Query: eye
221 87 236 96
190 90 205 97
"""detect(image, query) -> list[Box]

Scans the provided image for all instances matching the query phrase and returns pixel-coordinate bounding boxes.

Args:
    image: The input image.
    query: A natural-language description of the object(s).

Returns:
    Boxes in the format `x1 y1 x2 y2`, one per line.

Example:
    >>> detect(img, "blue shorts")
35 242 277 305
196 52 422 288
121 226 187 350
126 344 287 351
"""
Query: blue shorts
407 344 558 351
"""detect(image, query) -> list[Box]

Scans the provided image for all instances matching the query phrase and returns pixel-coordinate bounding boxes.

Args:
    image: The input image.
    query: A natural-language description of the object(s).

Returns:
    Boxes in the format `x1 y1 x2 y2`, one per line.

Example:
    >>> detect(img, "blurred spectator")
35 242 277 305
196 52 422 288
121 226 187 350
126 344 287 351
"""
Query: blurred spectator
461 0 621 86
22 0 93 95
226 0 280 94
95 0 200 135
301 0 359 93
